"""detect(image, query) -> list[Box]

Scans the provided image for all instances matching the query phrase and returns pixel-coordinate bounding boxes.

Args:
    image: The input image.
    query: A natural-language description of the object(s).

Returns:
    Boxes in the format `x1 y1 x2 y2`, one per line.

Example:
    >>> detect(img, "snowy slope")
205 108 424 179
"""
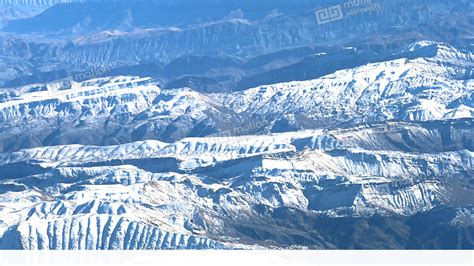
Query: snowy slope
0 124 472 249
0 42 473 153
0 76 238 152
217 42 474 128
0 41 473 249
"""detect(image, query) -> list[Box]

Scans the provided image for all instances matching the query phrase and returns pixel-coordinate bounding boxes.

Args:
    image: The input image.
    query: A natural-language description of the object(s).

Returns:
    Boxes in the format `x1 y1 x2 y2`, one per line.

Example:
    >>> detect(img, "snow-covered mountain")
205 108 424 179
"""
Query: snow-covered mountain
219 42 474 128
0 41 472 152
0 125 472 249
0 41 473 249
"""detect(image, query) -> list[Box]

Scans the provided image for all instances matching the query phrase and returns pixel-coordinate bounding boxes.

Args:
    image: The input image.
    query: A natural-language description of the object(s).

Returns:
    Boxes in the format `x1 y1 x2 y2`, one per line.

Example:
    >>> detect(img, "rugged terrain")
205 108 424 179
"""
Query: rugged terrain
0 41 472 249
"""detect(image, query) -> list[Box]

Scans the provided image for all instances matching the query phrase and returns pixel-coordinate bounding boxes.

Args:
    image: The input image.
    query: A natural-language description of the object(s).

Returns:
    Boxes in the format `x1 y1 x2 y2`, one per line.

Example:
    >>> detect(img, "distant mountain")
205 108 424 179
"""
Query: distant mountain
165 76 227 93
236 47 381 90
164 55 242 78
0 0 75 5
54 0 474 64
2 0 332 33
0 0 472 88
0 0 78 27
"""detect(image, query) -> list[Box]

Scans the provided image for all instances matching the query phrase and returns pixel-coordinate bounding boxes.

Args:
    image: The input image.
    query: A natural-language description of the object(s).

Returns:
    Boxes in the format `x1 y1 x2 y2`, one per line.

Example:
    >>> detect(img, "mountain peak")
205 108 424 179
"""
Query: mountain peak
402 41 473 62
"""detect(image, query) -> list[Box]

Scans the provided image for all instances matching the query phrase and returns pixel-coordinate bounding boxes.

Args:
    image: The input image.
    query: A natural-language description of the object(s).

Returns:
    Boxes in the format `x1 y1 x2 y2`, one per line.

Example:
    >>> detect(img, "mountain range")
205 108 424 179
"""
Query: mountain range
0 0 472 250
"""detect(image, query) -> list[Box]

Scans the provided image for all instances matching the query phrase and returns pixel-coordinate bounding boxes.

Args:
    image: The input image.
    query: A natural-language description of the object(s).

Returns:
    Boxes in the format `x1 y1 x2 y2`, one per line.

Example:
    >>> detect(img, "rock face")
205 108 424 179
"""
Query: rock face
0 126 472 249
0 40 472 249
0 42 472 151
219 42 474 128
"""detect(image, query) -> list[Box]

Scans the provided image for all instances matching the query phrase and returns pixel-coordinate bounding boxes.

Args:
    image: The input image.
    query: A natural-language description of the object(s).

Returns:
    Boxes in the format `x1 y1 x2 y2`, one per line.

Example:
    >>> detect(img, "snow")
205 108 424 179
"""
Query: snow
0 41 472 249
